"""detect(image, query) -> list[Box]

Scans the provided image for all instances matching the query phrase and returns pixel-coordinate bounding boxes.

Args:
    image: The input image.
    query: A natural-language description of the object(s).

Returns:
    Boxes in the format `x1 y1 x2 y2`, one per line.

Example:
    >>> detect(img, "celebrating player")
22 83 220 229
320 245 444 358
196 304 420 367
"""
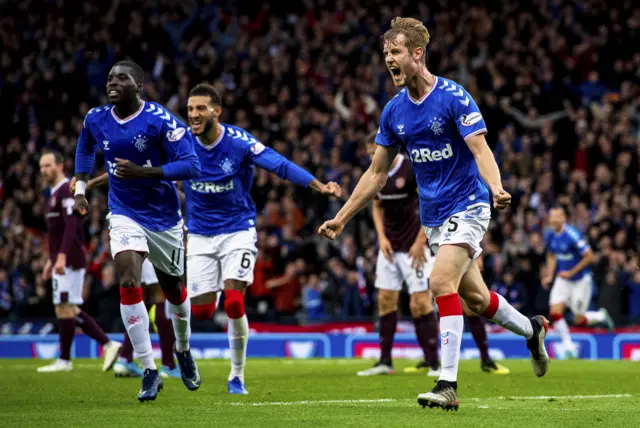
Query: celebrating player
185 83 341 394
71 175 180 378
318 18 548 411
356 136 508 377
38 151 122 373
114 260 181 378
542 206 614 357
74 61 201 402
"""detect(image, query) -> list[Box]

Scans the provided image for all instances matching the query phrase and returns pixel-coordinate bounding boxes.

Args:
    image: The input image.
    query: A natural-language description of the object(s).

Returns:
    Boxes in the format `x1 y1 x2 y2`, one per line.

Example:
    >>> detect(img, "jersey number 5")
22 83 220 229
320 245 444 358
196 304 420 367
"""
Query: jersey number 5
447 216 459 232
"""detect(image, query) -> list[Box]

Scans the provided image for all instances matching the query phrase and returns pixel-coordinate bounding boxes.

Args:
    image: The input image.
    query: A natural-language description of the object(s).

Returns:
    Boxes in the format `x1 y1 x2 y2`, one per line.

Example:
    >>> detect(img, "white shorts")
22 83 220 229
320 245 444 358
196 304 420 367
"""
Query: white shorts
186 229 258 298
141 259 159 285
52 268 86 305
424 203 491 260
375 250 433 294
108 214 184 276
549 275 593 315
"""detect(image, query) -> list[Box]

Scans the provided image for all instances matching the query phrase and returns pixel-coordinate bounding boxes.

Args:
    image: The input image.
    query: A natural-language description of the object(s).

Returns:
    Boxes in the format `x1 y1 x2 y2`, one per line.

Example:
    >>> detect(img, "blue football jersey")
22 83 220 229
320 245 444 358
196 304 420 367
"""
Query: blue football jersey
76 101 200 232
375 77 490 226
545 225 592 281
184 124 314 236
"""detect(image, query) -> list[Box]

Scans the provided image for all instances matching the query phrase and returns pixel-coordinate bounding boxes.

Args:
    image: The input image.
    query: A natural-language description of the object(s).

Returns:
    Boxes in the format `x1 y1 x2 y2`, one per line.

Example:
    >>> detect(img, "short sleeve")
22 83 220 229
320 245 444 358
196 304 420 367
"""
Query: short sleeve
449 83 488 141
567 227 590 255
375 104 401 148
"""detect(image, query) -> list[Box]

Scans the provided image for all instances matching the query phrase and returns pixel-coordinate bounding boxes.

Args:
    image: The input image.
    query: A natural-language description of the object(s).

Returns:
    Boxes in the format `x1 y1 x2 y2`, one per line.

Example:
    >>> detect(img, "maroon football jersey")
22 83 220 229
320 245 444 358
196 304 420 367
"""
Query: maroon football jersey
377 154 423 253
45 179 86 269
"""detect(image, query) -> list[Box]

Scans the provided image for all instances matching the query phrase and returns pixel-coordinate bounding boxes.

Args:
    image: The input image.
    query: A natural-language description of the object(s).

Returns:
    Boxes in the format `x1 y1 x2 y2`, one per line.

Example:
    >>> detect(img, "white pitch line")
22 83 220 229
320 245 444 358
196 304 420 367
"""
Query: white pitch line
226 399 397 406
470 394 633 401
215 394 634 407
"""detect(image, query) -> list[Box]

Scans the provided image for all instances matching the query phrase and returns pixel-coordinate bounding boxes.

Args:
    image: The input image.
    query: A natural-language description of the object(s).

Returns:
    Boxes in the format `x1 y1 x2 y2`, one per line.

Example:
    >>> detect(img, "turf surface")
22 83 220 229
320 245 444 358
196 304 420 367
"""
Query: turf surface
1 359 639 428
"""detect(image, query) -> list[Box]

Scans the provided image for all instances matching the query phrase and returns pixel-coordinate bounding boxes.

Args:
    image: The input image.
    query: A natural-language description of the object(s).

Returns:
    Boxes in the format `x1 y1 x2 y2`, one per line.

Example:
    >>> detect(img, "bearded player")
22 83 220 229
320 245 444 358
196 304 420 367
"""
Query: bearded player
184 83 341 394
318 18 548 411
74 61 201 402
356 136 509 377
38 151 122 373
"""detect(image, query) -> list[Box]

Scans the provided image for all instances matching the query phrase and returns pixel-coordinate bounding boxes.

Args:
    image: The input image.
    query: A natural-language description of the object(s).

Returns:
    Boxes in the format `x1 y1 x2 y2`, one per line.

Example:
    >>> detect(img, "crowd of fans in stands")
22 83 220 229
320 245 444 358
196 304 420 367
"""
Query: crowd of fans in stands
1 0 638 330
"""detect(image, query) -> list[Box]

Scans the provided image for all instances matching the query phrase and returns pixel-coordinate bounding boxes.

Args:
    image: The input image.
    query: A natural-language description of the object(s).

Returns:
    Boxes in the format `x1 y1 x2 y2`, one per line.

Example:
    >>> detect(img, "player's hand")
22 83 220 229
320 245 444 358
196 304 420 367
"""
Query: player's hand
310 180 342 198
53 255 66 275
408 242 426 269
493 189 511 210
70 176 77 193
73 194 89 217
114 158 146 179
42 260 52 281
318 218 345 240
379 236 394 262
558 270 572 279
540 274 552 290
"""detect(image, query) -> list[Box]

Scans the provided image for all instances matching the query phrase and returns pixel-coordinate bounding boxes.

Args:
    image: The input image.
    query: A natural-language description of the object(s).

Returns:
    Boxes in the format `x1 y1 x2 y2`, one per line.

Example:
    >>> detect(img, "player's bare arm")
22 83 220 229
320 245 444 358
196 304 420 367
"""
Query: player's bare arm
73 172 90 217
465 133 511 210
408 228 427 270
542 253 556 288
372 199 394 261
318 144 398 240
558 248 595 279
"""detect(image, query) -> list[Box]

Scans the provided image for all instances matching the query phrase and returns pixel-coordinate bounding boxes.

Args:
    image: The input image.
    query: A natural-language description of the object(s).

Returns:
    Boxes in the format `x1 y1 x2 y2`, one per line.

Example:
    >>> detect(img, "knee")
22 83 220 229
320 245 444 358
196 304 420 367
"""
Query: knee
573 314 586 325
120 275 138 288
193 301 216 321
410 292 432 318
377 290 398 316
55 304 77 319
224 289 245 319
428 271 457 297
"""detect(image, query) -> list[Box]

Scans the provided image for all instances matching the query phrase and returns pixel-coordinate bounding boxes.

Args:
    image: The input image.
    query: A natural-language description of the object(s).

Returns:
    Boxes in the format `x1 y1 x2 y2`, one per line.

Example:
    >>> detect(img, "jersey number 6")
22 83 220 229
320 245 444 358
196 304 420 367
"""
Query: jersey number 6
240 252 251 269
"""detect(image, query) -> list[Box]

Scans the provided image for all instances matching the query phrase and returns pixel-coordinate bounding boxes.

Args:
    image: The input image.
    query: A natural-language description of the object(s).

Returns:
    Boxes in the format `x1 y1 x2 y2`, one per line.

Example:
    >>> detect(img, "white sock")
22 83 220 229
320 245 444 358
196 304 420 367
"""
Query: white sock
439 314 463 382
554 317 573 346
228 315 249 381
487 293 533 339
120 301 155 370
585 310 605 325
167 291 191 352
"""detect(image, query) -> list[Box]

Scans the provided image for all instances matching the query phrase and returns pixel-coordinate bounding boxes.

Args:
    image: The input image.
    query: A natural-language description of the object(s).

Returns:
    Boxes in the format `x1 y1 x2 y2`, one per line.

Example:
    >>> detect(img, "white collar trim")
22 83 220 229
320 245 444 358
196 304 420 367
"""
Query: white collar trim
111 101 145 124
406 76 438 105
196 125 225 150
51 178 69 194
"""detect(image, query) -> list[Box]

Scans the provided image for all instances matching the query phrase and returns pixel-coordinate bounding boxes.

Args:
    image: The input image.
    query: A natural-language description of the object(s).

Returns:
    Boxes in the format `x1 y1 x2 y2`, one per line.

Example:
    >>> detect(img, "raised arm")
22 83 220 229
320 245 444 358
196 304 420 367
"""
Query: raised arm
318 144 398 240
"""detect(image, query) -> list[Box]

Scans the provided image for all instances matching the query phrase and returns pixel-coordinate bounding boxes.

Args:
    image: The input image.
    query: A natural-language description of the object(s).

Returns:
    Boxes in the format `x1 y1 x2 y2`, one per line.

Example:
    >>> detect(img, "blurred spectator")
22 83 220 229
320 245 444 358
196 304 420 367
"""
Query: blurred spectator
0 0 638 327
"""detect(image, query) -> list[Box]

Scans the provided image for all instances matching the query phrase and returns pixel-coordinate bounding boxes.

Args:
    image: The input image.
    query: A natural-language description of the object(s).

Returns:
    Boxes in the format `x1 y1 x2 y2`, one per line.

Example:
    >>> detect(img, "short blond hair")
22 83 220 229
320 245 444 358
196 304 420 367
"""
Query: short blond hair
382 17 430 63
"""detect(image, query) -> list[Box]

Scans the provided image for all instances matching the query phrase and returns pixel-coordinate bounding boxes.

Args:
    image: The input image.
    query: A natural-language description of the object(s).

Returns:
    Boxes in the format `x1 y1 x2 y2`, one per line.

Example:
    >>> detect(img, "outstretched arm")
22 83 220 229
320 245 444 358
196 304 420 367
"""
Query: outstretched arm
252 145 341 197
318 144 398 240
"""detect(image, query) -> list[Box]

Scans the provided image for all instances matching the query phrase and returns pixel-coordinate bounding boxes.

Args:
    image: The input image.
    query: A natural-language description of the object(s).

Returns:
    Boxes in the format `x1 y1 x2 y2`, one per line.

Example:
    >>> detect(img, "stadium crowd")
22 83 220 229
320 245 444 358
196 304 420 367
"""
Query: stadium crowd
0 0 639 330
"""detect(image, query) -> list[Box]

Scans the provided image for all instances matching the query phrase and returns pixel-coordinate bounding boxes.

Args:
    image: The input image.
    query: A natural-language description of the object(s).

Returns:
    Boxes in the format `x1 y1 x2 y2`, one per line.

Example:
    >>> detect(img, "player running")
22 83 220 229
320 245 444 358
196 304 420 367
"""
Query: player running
184 83 341 394
356 136 509 377
318 18 548 411
115 259 181 378
38 151 122 373
542 206 614 357
74 61 201 402
71 176 181 378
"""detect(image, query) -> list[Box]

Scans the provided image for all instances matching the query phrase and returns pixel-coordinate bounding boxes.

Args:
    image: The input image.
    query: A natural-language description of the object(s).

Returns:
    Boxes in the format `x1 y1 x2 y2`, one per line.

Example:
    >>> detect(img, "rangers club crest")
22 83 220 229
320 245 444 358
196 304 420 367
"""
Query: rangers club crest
429 117 444 135
133 133 148 152
220 158 234 174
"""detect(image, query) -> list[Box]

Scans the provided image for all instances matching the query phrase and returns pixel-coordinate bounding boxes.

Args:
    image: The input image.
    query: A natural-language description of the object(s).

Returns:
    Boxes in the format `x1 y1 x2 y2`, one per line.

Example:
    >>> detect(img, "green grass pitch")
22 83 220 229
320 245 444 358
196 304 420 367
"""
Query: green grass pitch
1 359 639 428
